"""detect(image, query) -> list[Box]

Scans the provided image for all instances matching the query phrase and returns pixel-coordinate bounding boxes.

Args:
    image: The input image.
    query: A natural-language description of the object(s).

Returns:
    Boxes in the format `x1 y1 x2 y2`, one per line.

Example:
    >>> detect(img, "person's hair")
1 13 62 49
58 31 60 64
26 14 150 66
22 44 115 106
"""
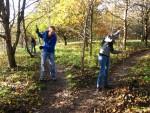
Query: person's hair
50 26 56 31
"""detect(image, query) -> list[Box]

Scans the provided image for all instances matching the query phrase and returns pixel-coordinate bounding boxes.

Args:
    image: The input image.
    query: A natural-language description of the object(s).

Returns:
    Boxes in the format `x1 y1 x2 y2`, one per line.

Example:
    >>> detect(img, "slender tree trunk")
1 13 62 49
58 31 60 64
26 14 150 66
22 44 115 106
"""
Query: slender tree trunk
85 34 88 47
81 12 88 75
144 17 148 47
21 37 24 48
140 0 149 46
81 32 86 75
81 0 95 74
24 36 34 57
144 5 149 47
123 0 128 50
123 18 127 50
89 0 94 56
22 14 34 57
141 4 145 42
64 36 67 45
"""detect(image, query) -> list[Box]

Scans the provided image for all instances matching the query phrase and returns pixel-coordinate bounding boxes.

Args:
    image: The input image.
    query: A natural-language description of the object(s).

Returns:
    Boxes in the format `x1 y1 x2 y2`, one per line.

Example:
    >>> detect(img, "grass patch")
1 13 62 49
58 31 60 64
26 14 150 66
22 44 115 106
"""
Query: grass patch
128 54 150 82
0 49 43 113
56 40 149 68
124 53 150 112
56 40 149 89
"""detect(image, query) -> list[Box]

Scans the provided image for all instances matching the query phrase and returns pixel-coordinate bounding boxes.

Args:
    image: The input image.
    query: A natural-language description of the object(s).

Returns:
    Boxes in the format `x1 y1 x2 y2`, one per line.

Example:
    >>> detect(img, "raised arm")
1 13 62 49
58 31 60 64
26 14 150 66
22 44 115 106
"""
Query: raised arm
112 30 121 40
36 26 44 38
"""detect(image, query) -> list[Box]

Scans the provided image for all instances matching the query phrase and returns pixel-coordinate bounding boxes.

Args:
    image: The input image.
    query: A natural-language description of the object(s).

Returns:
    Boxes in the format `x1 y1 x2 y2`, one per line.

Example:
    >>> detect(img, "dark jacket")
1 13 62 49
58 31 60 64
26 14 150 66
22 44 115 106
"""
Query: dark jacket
99 30 121 57
31 38 36 45
99 40 114 57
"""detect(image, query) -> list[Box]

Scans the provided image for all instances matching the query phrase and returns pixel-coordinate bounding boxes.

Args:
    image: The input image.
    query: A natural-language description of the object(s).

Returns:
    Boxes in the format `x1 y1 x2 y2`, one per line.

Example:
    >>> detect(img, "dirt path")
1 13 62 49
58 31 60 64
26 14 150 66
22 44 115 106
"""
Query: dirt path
36 50 150 113
36 66 72 113
109 50 150 87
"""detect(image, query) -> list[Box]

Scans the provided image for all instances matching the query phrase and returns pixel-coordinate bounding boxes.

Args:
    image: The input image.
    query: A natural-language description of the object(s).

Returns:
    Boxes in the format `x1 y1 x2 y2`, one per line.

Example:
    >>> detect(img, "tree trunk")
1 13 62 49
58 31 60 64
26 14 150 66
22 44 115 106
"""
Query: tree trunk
22 17 34 57
81 34 86 75
140 0 149 46
123 0 128 50
144 18 148 47
81 14 88 75
144 7 149 47
6 38 17 68
141 4 145 42
81 0 95 74
89 0 94 56
63 36 67 45
24 36 34 57
0 0 27 68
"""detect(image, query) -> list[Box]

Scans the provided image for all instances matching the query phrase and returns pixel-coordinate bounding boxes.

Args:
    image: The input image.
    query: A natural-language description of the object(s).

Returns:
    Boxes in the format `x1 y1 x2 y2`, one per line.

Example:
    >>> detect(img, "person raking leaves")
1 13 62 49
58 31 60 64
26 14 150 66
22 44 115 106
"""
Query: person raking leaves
36 25 57 81
97 28 123 91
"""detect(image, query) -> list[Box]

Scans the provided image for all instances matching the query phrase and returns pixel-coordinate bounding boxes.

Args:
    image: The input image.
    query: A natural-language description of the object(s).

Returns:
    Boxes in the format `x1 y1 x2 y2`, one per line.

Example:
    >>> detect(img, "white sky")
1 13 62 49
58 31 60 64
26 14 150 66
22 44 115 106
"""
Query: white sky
10 0 38 18
97 0 124 12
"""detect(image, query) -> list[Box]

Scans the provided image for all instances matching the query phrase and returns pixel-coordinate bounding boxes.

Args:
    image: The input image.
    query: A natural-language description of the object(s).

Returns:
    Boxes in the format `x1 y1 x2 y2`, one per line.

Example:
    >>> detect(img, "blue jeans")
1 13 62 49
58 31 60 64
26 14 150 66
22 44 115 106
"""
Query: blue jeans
97 55 110 88
40 51 56 79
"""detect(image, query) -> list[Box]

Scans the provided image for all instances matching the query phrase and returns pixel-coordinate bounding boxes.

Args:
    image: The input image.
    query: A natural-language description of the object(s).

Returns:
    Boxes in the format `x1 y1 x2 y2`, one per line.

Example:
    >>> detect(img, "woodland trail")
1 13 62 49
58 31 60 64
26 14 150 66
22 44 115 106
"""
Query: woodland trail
37 49 150 113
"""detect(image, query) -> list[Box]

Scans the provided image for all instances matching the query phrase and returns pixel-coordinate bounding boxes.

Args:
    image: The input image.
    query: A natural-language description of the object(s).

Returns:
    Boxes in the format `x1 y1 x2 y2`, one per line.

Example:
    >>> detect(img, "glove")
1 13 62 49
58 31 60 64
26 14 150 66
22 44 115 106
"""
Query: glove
39 46 43 50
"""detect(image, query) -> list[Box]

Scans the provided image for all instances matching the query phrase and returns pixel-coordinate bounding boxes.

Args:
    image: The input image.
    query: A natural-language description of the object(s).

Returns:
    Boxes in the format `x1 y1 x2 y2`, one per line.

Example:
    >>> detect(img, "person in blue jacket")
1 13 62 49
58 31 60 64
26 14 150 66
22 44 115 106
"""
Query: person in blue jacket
36 26 57 81
97 29 122 91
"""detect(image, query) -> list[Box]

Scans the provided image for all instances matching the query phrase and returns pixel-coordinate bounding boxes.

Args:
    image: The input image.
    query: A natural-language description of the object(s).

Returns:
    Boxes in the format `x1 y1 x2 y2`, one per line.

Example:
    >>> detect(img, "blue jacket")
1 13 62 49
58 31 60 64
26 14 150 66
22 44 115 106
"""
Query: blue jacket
37 31 57 53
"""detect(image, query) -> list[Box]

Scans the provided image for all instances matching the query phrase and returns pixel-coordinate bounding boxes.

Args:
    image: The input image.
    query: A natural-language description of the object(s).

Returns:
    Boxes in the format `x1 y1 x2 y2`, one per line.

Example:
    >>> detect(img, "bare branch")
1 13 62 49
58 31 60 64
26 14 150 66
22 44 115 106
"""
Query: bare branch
25 14 46 30
134 3 148 9
24 1 41 18
10 0 16 30
9 0 40 25
25 0 40 10
22 1 34 57
13 0 26 51
107 10 124 21
0 34 6 39
10 0 16 29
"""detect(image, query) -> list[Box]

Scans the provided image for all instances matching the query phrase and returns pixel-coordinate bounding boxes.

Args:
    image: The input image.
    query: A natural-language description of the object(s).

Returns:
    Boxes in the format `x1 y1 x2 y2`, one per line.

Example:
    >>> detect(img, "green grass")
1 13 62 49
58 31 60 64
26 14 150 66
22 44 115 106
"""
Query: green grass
128 54 150 82
56 44 81 67
56 40 149 89
56 40 148 68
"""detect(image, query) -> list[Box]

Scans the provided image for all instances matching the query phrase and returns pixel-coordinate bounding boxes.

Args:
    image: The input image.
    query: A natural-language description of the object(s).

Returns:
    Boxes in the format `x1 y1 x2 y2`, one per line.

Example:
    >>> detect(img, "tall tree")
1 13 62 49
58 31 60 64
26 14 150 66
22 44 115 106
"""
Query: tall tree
0 0 32 68
130 0 150 46
81 0 96 74
89 0 95 56
81 0 88 74
138 0 150 47
123 0 129 49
